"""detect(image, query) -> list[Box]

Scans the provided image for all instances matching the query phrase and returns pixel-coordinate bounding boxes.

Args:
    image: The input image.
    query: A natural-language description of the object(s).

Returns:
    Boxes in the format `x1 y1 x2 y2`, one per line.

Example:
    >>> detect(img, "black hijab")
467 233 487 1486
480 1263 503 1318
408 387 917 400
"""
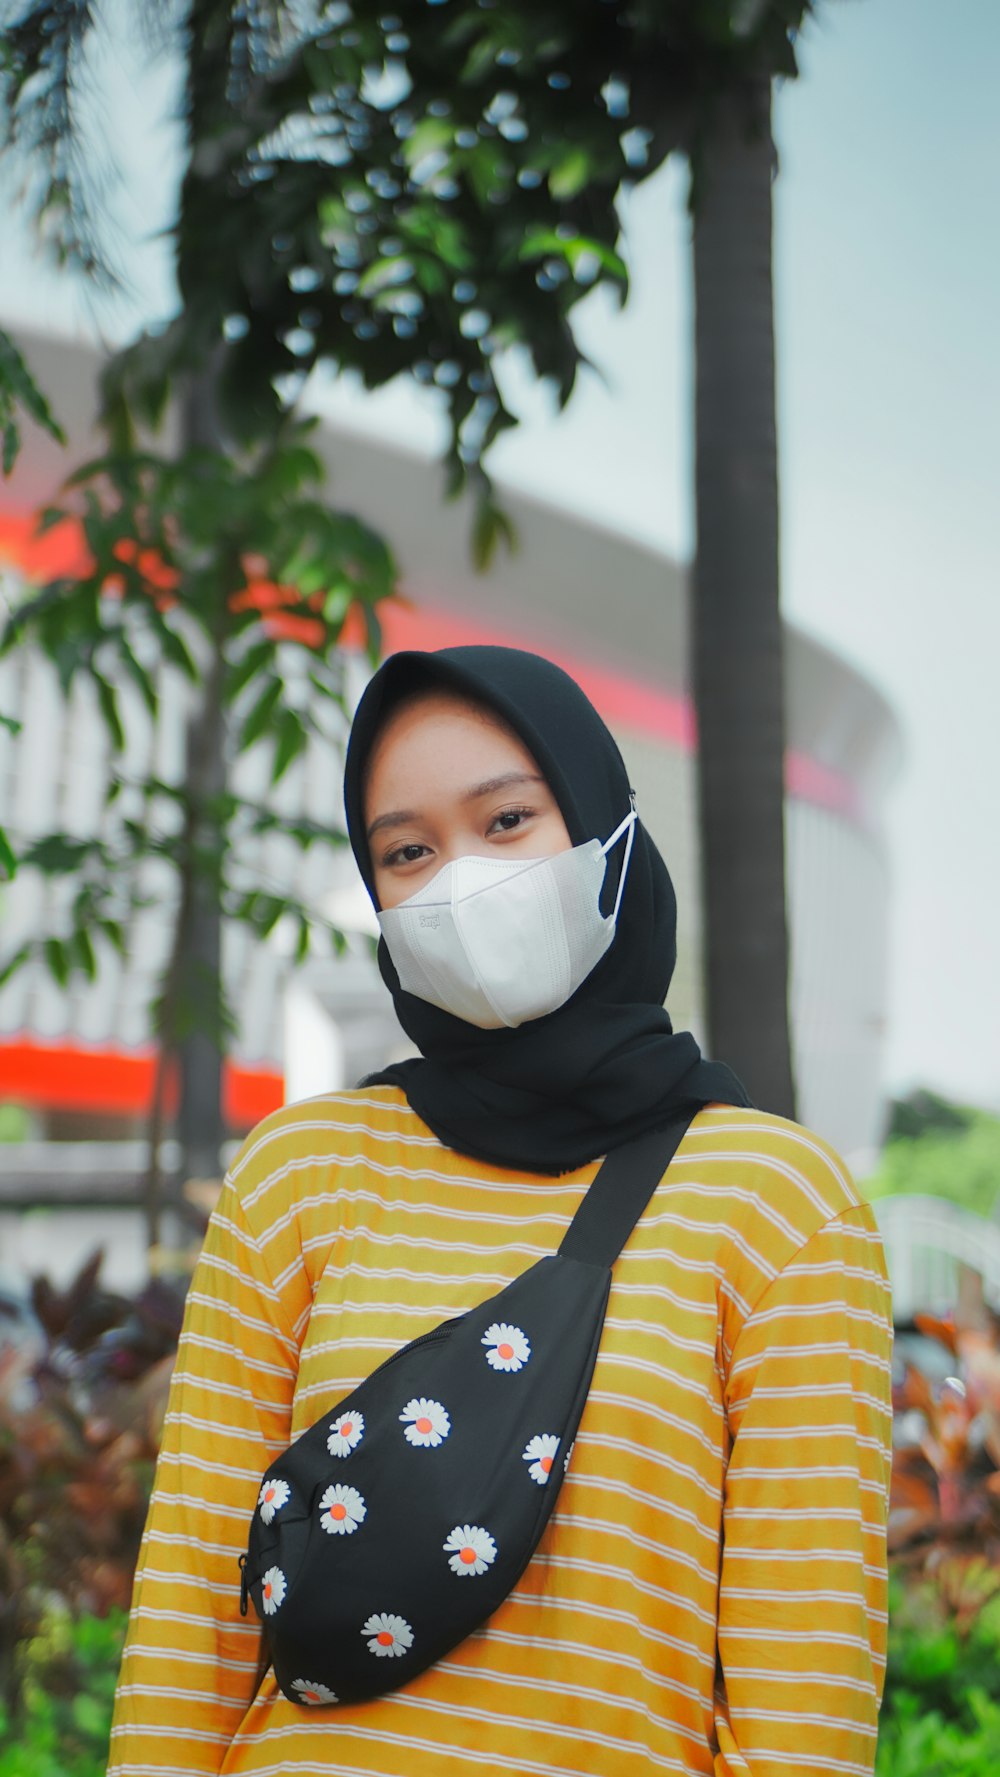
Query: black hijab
343 646 750 1173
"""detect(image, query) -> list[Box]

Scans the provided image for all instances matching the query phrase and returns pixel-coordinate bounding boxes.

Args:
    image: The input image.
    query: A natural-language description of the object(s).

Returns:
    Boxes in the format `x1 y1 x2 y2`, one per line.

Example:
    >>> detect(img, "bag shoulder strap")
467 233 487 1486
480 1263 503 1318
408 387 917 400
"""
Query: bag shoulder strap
556 1112 695 1269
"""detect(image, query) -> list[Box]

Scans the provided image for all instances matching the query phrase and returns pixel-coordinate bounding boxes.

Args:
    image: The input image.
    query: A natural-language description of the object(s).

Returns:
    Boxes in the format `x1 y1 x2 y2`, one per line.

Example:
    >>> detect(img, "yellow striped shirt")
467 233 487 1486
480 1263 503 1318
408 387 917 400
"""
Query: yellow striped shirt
110 1090 892 1776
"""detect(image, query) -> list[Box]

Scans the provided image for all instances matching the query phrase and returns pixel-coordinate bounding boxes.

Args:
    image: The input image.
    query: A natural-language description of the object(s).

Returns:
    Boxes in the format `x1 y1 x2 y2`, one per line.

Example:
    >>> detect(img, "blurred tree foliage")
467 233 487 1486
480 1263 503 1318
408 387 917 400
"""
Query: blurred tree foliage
0 328 64 881
1 0 812 545
0 328 64 481
864 1113 1000 1221
888 1088 982 1145
0 0 813 1170
0 405 391 1211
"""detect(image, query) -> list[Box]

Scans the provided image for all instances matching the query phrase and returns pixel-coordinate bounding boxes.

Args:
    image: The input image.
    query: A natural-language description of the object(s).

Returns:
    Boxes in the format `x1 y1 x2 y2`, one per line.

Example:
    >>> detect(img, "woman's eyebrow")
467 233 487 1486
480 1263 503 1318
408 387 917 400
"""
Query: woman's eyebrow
367 772 545 841
367 806 419 841
461 771 545 803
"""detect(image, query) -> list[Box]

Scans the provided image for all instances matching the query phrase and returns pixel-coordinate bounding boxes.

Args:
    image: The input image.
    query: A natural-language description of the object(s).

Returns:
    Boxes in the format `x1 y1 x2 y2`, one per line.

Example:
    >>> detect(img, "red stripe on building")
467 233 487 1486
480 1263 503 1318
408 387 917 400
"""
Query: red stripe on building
0 1037 283 1126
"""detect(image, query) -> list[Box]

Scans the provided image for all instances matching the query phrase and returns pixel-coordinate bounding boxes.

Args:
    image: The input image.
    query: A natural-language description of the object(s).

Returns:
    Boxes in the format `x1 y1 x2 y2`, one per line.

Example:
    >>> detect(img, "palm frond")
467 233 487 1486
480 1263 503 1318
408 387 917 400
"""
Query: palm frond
0 0 119 283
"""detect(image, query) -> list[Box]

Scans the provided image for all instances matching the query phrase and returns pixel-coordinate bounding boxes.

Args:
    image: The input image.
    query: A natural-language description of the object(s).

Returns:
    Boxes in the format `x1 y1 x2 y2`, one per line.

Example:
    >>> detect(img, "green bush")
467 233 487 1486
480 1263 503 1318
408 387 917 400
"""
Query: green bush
877 1583 1000 1774
886 1090 981 1145
0 1605 125 1777
863 1109 1000 1219
0 1103 32 1142
6 1588 1000 1776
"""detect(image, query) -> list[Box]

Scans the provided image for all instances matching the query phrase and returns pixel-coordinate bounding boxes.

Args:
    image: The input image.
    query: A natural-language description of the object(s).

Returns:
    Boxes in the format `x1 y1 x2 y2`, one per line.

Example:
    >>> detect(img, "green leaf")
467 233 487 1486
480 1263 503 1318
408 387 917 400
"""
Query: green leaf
461 29 508 87
357 258 415 298
159 623 200 683
0 941 31 988
362 602 383 664
93 673 126 750
471 499 518 571
239 676 283 751
227 639 275 703
22 834 100 873
403 117 454 167
411 253 449 297
0 712 21 737
120 643 157 716
2 421 16 477
0 827 15 880
244 893 287 937
99 918 127 957
44 936 70 988
549 150 591 201
72 1688 108 1736
271 708 307 784
71 926 98 981
254 442 326 503
0 328 66 455
518 228 627 284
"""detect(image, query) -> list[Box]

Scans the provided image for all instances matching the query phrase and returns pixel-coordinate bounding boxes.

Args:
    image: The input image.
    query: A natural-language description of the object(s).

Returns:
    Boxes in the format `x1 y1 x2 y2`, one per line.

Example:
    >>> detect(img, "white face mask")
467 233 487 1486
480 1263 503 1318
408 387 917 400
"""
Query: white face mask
377 803 637 1029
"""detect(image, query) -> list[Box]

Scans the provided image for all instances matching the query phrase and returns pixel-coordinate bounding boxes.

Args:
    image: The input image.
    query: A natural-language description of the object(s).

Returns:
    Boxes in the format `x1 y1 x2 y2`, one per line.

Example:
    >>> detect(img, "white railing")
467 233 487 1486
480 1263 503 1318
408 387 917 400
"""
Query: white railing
871 1193 1000 1323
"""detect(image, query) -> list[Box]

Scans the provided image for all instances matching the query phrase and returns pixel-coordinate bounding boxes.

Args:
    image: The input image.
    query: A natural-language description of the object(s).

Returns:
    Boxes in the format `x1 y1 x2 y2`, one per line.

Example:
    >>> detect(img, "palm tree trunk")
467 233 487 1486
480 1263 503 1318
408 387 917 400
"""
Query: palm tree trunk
175 645 227 1189
175 371 227 1190
690 77 796 1119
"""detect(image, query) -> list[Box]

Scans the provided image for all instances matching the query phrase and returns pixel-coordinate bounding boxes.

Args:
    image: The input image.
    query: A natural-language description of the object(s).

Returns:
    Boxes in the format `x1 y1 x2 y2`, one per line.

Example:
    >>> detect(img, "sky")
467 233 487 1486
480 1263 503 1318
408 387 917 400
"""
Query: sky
1 0 998 1110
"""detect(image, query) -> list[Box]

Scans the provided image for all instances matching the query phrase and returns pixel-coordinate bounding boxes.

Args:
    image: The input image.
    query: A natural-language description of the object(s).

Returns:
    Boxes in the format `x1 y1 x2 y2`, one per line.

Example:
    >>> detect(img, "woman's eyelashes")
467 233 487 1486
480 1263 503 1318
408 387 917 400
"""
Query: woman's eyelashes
380 807 539 868
486 804 536 837
381 840 431 868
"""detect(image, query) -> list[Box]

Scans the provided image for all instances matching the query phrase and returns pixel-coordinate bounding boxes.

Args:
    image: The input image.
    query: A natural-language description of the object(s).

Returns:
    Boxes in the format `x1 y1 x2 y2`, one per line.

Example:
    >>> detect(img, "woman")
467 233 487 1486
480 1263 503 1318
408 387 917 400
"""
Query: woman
109 645 892 1776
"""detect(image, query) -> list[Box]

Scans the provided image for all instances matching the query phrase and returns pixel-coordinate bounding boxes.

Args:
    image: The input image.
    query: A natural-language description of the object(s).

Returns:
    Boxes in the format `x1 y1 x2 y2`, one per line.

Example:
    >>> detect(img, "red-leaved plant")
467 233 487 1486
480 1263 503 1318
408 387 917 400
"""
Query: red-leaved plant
891 1301 1000 1629
0 1251 183 1714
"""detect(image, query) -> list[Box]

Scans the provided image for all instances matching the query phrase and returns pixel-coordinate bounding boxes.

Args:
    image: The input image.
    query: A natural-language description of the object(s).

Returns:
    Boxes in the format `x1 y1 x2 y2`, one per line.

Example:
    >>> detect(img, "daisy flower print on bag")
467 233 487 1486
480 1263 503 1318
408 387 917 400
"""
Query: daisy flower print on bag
261 1567 286 1615
257 1477 290 1524
291 1679 338 1706
482 1322 530 1372
444 1524 498 1577
318 1483 366 1535
399 1397 450 1447
523 1433 559 1484
363 1613 414 1658
327 1410 364 1457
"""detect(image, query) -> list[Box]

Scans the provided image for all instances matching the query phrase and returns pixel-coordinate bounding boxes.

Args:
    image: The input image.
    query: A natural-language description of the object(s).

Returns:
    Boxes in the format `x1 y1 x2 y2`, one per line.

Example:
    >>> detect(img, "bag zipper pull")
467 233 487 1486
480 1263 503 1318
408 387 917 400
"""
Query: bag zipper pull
239 1552 250 1618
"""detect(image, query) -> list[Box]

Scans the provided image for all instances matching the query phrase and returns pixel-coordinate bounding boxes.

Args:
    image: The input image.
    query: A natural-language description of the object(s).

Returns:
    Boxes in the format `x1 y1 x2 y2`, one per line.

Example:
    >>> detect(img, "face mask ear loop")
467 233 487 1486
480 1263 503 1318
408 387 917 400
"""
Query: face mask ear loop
608 797 638 925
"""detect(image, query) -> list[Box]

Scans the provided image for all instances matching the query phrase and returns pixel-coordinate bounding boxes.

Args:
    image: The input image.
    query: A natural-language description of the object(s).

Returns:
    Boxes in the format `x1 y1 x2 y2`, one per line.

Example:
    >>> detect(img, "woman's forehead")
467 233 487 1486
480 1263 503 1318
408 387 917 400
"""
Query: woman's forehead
365 690 545 808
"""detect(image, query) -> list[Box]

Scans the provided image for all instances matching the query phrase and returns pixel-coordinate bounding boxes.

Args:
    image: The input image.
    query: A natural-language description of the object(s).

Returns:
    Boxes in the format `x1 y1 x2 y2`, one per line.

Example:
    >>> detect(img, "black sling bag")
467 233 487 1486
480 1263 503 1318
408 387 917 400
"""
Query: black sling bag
239 1112 693 1706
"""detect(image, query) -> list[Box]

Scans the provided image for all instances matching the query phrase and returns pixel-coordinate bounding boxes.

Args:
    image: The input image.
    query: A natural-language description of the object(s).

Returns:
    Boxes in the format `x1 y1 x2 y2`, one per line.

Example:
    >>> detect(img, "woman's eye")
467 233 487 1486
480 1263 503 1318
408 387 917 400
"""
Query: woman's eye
384 842 429 866
489 806 534 835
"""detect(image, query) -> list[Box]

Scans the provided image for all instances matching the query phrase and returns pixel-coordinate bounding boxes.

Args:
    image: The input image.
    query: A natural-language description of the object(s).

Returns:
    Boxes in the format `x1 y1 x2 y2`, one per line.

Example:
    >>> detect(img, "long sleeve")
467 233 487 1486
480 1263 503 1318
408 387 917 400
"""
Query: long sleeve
108 1176 302 1776
713 1204 893 1777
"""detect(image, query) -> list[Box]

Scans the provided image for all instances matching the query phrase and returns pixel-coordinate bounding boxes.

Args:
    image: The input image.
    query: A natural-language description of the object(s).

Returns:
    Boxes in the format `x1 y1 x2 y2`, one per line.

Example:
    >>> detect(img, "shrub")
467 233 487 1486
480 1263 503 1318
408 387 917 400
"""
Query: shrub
880 1288 1000 1770
0 1250 184 1723
877 1582 1000 1774
864 1104 1000 1220
0 1605 126 1777
0 1105 33 1142
886 1090 982 1145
